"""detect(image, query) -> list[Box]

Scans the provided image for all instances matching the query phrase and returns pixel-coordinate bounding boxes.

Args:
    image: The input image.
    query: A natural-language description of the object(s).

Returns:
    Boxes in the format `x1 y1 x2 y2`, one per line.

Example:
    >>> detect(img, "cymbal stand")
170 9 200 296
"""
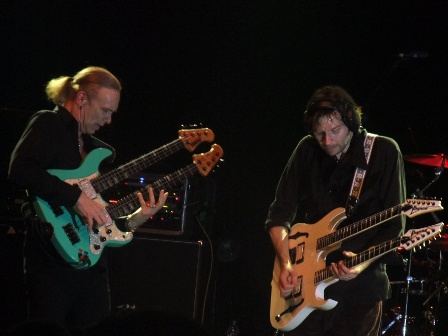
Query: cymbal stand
412 155 445 203
422 250 445 331
382 309 402 335
405 158 445 335
382 250 419 335
401 248 414 336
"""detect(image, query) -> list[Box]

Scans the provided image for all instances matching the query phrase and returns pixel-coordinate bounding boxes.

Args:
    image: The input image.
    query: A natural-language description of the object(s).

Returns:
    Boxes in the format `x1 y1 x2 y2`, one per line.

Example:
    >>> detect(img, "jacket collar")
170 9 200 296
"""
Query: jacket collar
350 128 369 169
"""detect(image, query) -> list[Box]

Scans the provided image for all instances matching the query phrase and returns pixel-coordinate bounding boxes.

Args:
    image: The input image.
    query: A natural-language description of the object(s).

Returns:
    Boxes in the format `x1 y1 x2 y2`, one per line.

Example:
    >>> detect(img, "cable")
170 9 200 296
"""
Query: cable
194 214 214 325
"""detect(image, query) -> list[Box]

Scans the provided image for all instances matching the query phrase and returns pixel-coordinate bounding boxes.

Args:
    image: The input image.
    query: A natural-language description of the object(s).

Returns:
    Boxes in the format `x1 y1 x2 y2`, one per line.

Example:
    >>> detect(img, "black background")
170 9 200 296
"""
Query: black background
1 1 448 334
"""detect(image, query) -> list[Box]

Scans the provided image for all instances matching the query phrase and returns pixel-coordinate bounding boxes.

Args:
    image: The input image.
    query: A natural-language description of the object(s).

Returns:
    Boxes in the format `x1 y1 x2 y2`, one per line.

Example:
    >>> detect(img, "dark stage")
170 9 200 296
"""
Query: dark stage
1 1 448 335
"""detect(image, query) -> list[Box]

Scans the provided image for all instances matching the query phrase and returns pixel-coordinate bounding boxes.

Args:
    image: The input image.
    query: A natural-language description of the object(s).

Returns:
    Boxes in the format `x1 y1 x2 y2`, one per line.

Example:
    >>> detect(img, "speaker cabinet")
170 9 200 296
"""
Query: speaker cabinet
107 236 213 325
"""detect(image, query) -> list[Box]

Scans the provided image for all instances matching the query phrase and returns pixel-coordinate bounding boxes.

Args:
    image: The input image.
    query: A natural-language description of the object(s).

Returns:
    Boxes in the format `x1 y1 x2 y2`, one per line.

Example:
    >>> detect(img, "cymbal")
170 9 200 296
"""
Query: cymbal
428 239 448 251
404 154 448 168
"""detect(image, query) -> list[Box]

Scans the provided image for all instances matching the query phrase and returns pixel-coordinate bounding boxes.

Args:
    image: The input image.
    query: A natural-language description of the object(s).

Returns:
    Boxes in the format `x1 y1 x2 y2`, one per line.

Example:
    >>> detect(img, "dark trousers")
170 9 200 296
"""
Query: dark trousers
284 300 382 336
26 264 110 330
24 227 110 331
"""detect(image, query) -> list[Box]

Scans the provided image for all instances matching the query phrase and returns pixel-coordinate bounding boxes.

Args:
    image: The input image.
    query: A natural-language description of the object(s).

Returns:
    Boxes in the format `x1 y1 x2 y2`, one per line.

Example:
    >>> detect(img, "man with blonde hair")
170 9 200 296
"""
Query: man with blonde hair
9 66 168 331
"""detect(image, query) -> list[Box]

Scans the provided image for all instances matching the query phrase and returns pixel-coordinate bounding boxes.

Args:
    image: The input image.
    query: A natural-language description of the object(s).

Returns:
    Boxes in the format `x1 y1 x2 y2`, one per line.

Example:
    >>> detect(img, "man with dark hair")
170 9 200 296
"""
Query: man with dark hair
266 85 406 335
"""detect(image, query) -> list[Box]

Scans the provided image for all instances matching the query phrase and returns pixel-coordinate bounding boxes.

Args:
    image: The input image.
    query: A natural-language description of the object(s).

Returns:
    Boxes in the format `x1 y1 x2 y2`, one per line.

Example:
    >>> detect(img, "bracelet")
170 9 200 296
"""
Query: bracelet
125 215 139 232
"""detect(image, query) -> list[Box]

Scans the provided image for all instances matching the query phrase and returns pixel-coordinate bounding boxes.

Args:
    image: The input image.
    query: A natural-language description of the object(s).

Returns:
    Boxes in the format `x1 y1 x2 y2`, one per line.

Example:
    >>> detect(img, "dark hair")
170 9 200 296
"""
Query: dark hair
303 85 362 133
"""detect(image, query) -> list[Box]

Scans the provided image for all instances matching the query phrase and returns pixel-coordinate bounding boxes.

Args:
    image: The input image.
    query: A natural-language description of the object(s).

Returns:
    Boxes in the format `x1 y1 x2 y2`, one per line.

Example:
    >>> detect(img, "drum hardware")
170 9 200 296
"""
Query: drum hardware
396 238 446 335
426 238 448 252
382 308 403 335
408 154 445 226
399 279 428 296
386 153 448 335
421 272 447 333
384 257 438 335
401 249 415 336
382 248 423 335
404 153 448 169
381 306 419 336
422 250 446 308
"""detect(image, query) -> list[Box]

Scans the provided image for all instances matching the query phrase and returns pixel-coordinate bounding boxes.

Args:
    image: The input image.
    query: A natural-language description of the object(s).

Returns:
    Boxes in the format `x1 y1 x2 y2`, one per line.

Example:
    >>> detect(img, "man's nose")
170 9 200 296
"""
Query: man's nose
322 134 332 145
104 115 112 124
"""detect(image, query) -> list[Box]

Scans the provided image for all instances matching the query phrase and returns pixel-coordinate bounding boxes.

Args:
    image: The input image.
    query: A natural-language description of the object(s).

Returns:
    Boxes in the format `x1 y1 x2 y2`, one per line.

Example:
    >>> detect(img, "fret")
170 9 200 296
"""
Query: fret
317 204 403 249
107 163 200 219
91 138 184 193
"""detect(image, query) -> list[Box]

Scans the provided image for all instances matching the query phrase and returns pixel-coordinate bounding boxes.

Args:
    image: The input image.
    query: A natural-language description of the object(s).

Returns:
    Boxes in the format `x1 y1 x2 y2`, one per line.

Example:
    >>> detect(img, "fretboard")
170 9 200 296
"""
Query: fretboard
91 138 185 193
314 237 401 284
105 163 199 219
316 204 407 250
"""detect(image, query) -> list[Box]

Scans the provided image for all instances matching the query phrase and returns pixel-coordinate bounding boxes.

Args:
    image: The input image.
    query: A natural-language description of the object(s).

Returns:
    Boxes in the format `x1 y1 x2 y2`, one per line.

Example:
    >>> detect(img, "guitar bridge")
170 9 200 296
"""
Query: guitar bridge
275 275 304 322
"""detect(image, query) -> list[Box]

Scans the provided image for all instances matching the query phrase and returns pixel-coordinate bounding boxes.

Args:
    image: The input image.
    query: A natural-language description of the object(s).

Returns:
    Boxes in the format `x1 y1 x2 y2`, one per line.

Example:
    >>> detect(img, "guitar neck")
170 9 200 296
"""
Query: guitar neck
315 223 442 285
106 163 198 219
92 138 185 193
316 203 404 249
315 237 401 284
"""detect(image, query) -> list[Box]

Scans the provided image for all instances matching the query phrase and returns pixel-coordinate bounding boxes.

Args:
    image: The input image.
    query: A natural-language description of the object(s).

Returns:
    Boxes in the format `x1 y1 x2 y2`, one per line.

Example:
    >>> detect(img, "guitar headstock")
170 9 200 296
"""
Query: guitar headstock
193 144 223 176
399 223 444 251
179 128 215 152
402 198 443 218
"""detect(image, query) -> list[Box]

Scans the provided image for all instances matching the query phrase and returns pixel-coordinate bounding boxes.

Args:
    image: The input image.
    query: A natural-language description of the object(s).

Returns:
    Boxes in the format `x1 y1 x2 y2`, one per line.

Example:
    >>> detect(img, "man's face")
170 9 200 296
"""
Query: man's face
312 111 352 157
81 87 120 134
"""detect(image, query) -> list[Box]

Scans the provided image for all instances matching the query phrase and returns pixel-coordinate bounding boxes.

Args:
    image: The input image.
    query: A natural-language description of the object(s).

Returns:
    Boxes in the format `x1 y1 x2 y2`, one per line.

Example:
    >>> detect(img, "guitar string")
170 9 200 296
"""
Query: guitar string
91 137 185 193
104 147 221 219
97 132 212 189
315 226 439 284
317 199 437 249
316 205 403 249
106 163 199 219
314 237 402 284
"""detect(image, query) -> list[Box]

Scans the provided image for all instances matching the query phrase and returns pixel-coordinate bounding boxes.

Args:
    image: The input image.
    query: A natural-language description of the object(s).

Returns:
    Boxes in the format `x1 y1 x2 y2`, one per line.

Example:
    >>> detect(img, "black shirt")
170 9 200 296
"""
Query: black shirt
8 105 115 268
9 106 115 208
265 128 406 303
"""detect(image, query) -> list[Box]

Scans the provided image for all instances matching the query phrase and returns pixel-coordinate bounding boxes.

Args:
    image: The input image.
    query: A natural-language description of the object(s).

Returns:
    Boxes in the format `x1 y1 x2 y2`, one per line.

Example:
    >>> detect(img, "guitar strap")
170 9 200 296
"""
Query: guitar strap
345 133 377 217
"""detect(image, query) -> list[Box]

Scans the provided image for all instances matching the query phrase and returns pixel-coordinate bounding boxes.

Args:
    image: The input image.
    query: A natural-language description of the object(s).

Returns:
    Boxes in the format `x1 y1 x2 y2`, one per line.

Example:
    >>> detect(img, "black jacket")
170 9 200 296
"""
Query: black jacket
265 128 406 303
9 105 115 208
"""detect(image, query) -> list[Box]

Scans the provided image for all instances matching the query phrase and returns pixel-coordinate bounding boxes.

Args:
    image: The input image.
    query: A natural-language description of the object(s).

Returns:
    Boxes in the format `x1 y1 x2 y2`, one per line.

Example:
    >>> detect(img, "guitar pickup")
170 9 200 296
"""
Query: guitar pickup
63 224 81 245
289 242 305 265
51 205 64 217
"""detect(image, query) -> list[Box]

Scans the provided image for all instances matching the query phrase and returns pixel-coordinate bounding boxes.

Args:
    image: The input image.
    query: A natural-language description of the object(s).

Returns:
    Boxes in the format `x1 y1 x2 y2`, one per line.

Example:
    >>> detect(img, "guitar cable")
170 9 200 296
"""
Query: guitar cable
194 213 214 326
184 193 216 326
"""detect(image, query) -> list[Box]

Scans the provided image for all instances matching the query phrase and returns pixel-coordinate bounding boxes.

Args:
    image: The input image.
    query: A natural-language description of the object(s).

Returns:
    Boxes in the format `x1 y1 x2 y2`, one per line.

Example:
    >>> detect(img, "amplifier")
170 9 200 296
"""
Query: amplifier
107 236 214 325
101 172 215 237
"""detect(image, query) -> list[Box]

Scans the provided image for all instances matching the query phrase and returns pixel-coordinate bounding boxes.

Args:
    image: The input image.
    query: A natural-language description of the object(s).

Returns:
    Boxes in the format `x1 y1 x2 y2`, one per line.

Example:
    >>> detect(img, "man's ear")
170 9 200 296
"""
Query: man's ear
76 90 87 107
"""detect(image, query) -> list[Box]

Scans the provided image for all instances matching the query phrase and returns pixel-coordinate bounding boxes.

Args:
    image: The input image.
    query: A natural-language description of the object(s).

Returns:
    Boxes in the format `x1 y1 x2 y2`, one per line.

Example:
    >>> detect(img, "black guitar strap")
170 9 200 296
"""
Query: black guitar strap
345 133 377 217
